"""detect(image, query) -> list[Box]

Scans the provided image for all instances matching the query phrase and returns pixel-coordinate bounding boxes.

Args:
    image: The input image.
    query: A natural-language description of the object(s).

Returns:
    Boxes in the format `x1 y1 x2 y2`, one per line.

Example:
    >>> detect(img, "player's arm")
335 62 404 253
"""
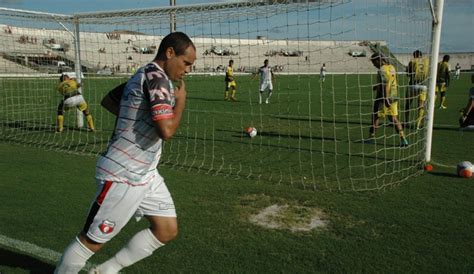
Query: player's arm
445 66 451 87
101 82 126 116
380 69 392 107
150 79 186 141
406 61 413 75
57 82 64 95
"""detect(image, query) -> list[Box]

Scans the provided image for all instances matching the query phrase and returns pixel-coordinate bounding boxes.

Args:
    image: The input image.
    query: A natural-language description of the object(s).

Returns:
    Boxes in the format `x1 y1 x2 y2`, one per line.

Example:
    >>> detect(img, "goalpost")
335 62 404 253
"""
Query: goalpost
0 0 443 191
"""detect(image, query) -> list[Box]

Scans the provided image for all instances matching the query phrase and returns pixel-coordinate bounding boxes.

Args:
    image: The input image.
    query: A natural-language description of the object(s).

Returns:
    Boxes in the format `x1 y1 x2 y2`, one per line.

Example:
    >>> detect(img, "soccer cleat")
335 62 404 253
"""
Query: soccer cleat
400 138 409 147
230 97 237 102
439 105 447 109
265 99 269 104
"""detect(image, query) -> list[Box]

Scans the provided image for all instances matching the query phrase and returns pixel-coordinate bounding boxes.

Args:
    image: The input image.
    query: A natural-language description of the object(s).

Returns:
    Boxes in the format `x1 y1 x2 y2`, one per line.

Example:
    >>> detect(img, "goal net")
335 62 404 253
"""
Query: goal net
0 0 435 190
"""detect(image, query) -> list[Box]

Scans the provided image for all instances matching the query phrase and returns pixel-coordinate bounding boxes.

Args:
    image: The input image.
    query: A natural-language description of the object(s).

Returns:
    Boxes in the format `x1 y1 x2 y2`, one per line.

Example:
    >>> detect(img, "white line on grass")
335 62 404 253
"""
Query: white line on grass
0 234 94 270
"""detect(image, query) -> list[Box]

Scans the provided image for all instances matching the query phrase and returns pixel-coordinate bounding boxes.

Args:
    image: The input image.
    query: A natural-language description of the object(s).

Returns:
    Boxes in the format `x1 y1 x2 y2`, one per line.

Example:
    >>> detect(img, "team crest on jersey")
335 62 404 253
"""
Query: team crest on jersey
99 220 116 234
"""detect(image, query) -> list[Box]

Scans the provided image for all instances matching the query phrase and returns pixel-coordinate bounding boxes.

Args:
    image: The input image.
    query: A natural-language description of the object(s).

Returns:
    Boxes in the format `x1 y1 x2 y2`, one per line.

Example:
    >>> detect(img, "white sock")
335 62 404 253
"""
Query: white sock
55 237 95 274
97 229 164 273
259 92 262 104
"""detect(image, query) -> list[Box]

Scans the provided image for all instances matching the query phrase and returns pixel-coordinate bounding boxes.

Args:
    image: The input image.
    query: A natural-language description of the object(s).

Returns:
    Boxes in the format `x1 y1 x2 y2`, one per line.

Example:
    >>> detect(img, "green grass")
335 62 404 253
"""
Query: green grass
0 139 473 273
0 73 473 272
3 72 464 191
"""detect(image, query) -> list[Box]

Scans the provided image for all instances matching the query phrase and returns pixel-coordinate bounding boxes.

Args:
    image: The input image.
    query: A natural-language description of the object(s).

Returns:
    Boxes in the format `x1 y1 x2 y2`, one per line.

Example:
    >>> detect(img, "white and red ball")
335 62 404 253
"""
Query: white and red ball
245 127 257 138
457 161 473 178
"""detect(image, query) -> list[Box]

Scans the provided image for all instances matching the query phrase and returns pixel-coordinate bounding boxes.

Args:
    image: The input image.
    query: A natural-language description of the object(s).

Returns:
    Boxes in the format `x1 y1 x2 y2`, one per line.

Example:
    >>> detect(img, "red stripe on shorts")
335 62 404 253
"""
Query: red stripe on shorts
96 180 113 206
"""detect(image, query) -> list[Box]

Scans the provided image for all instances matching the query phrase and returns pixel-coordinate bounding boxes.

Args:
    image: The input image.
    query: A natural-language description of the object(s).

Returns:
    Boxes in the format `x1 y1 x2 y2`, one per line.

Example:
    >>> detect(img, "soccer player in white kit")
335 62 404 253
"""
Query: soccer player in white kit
454 63 461 80
258 59 274 104
54 32 196 274
320 63 326 82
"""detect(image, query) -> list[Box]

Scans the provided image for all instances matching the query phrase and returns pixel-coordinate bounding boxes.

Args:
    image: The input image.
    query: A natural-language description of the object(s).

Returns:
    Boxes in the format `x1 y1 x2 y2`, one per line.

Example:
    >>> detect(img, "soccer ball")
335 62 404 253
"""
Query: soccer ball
456 161 473 178
245 127 257 138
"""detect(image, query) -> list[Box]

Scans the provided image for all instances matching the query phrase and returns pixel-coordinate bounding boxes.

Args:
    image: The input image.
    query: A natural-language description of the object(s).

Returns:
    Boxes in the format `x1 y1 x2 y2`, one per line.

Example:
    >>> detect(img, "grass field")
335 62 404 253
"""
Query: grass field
1 72 460 191
0 73 473 273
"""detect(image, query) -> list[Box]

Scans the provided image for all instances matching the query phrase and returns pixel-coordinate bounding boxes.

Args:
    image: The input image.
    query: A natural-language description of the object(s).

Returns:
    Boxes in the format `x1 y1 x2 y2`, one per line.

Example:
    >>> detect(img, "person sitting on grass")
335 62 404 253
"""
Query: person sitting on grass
459 74 474 130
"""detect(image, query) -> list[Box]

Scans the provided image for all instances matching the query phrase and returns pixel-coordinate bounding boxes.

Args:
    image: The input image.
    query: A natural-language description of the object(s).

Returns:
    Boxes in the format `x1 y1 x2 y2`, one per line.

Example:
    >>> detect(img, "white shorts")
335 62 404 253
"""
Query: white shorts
63 94 86 109
407 84 427 94
259 81 273 91
84 172 176 243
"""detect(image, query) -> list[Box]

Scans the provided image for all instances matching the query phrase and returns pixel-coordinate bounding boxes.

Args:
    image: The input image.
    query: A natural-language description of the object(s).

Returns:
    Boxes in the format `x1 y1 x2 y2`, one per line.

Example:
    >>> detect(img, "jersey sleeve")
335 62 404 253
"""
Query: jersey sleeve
144 67 175 121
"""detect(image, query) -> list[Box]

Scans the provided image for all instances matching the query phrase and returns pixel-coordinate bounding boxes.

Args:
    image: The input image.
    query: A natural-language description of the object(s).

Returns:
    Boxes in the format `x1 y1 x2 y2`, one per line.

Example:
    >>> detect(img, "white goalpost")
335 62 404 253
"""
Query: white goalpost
0 0 443 190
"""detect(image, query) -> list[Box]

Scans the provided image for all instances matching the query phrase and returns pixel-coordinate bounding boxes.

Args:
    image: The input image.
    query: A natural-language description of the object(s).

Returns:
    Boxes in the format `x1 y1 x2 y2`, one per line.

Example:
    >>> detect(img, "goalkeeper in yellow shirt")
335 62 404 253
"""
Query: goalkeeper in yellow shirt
56 74 95 132
405 50 429 129
224 59 237 101
366 53 408 147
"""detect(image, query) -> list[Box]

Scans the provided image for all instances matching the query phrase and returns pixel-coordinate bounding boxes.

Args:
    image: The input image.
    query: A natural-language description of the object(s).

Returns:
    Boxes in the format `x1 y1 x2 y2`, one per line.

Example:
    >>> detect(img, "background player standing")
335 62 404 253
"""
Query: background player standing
257 59 274 104
405 50 429 129
320 63 326 82
454 63 461 80
54 32 196 274
366 53 408 147
56 74 95 133
224 59 237 101
436 54 450 109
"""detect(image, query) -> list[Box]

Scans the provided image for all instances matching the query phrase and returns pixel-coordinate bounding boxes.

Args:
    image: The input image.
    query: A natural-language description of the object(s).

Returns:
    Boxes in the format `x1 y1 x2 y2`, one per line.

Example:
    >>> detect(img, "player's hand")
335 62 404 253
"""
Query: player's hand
175 80 187 102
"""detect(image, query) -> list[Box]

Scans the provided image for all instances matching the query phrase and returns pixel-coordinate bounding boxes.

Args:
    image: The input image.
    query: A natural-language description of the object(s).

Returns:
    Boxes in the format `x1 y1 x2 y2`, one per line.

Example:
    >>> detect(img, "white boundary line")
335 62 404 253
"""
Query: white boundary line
0 234 94 270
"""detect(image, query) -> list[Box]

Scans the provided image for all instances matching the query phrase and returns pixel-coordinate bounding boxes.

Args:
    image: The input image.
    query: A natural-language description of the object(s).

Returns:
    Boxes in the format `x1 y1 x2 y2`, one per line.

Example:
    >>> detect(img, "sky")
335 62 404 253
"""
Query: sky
0 0 472 53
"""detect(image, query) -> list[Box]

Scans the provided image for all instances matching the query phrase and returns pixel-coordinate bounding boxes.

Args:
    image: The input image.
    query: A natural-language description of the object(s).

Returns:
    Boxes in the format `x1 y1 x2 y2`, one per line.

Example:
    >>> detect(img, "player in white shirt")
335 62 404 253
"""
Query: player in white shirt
320 63 327 82
257 59 274 104
455 63 461 80
55 32 196 274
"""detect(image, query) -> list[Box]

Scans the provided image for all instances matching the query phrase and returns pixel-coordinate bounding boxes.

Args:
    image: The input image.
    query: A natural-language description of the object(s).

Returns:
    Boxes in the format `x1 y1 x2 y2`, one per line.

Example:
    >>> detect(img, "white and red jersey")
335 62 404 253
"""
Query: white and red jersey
96 62 175 185
258 65 272 84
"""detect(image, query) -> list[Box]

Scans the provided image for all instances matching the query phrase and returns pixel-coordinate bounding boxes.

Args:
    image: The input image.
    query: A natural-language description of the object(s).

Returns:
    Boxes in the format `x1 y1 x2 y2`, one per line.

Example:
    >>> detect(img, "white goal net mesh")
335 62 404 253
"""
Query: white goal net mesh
0 0 434 190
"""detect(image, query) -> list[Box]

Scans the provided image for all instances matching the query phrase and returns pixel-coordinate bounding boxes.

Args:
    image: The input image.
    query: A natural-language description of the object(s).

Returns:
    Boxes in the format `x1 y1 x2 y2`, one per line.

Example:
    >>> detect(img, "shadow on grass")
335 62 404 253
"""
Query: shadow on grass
426 172 459 178
1 120 53 132
0 247 55 274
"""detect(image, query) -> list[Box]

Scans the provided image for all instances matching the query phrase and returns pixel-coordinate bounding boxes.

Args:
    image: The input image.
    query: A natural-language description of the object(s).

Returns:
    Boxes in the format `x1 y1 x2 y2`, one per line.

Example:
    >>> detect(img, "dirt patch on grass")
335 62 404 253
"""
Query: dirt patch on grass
240 194 328 232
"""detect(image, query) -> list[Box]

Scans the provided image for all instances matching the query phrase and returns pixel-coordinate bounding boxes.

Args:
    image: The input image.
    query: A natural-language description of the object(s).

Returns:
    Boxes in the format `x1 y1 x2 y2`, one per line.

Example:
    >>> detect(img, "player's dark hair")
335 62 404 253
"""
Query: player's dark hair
59 74 68 82
443 54 450 62
413 50 422 58
229 59 234 65
156 32 195 60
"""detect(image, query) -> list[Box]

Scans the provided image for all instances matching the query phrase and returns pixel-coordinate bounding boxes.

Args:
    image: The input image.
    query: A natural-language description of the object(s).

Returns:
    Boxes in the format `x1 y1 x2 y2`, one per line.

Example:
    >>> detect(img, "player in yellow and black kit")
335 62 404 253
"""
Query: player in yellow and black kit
224 59 237 101
366 53 408 147
406 50 429 129
436 54 450 109
56 74 95 132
